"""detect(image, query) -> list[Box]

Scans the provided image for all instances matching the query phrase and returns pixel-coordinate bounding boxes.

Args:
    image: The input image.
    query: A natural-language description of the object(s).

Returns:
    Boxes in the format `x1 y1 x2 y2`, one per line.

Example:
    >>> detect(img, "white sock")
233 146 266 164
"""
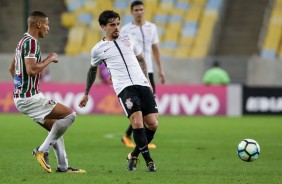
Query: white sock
53 136 68 171
39 112 76 153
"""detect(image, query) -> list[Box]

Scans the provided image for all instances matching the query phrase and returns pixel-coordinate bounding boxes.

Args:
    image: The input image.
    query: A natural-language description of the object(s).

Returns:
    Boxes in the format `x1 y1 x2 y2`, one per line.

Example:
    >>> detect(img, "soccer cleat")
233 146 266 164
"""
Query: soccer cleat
56 167 86 173
148 143 157 149
32 148 52 173
127 153 138 171
122 135 135 148
146 161 157 172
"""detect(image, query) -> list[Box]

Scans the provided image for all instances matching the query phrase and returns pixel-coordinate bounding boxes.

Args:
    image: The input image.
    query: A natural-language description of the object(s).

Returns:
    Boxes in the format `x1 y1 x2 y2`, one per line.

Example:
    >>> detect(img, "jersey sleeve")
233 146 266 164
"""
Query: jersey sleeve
90 46 102 66
24 38 37 58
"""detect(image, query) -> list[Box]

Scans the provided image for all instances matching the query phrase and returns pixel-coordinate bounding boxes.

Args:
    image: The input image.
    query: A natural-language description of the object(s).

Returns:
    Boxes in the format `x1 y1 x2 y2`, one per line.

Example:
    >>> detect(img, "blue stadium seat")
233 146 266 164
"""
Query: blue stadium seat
77 13 93 25
182 22 198 37
261 50 277 58
205 0 223 11
175 0 190 10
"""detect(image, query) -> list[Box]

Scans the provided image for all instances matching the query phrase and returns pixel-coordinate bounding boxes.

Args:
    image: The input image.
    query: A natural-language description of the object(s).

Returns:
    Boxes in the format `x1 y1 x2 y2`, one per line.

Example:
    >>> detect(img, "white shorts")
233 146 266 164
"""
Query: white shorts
14 93 57 124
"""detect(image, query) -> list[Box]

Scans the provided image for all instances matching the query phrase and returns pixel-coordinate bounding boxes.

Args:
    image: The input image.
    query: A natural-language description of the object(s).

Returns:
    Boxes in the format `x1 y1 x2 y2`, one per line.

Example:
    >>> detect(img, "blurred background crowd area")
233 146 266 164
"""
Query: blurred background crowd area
1 0 282 85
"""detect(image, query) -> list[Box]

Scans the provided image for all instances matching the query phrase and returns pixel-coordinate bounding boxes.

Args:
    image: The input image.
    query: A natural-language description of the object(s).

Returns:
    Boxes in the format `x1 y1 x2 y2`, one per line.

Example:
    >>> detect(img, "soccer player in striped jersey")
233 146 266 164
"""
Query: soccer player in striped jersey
79 10 158 172
9 11 85 174
120 0 165 149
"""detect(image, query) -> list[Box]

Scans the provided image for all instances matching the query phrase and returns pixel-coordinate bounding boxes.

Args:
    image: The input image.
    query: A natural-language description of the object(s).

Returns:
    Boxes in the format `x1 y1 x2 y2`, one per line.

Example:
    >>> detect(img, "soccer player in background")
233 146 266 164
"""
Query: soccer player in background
79 10 159 172
120 0 165 149
9 11 85 174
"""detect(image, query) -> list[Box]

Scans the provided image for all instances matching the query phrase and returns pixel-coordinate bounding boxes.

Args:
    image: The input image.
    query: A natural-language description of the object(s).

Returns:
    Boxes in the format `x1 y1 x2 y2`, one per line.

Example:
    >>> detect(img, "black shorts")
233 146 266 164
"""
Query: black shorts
118 85 158 118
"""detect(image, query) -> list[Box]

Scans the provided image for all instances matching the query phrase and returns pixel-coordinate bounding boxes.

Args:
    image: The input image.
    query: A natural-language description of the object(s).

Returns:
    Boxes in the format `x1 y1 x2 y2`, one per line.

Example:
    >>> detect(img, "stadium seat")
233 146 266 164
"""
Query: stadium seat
261 2 282 58
113 0 128 10
65 25 86 55
65 0 84 12
60 0 223 58
61 12 77 28
175 0 190 11
261 49 276 58
80 27 101 53
182 22 198 37
159 0 175 10
122 14 133 26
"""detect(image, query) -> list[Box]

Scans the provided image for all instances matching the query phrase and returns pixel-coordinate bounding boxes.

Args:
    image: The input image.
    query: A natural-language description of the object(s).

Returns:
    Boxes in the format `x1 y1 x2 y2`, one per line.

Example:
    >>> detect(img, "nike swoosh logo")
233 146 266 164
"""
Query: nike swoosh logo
104 48 110 52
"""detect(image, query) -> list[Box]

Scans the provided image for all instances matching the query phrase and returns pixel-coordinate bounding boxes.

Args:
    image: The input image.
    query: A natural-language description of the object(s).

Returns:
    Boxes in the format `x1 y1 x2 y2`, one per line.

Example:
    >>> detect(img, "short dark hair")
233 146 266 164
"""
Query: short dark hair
98 10 120 26
130 0 144 11
212 60 220 67
29 11 47 18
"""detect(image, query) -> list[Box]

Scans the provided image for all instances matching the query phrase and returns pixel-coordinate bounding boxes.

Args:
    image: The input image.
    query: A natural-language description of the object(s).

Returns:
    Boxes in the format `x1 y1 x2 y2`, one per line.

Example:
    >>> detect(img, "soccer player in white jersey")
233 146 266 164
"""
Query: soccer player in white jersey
9 11 85 174
120 0 165 149
79 10 158 172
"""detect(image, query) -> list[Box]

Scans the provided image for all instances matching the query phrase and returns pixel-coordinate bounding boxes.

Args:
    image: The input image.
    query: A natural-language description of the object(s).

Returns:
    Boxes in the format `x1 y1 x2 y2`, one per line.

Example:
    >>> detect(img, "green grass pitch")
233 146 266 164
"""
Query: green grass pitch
0 114 282 184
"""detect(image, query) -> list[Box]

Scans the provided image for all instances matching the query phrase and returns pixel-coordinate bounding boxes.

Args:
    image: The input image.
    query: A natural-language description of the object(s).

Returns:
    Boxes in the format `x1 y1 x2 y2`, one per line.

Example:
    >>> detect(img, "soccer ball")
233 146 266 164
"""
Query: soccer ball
237 139 260 162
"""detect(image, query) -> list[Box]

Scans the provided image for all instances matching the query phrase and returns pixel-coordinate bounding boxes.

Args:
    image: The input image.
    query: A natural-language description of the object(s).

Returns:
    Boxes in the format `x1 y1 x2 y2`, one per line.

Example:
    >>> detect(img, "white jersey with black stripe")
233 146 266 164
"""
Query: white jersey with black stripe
91 34 150 95
120 21 159 73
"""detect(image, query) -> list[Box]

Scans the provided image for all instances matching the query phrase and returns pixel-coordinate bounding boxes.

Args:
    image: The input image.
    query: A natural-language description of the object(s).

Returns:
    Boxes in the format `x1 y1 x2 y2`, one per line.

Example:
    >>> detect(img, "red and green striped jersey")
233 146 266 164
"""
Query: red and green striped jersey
13 33 41 98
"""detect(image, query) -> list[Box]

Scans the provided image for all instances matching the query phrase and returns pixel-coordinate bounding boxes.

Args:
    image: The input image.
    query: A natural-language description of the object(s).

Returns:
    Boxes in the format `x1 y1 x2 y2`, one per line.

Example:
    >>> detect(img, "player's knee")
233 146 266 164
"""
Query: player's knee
146 119 158 131
150 120 158 131
144 114 158 130
69 111 77 123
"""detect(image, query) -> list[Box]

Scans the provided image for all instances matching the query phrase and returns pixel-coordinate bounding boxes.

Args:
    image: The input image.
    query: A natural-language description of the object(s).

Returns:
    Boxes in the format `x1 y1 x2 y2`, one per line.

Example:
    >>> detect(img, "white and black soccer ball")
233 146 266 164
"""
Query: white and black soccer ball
237 139 260 162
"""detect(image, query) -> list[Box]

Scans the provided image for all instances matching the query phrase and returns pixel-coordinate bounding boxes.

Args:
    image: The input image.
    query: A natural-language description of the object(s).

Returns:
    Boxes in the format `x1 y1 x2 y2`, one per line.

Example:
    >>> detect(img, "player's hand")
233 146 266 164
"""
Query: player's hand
79 95 89 108
48 53 58 63
159 70 165 84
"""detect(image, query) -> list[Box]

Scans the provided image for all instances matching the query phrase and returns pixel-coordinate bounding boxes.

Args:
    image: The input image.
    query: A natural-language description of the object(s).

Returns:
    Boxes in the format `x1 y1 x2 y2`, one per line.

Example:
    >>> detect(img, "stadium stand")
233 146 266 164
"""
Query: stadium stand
61 0 223 58
215 0 269 56
0 0 67 53
261 0 282 58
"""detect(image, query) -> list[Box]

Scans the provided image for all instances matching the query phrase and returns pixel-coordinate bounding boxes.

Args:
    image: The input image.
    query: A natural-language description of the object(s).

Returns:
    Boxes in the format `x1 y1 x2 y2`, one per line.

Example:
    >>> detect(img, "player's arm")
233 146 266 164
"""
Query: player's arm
136 53 153 92
9 57 16 78
152 44 165 84
25 53 58 77
79 65 98 108
85 65 98 95
136 53 148 78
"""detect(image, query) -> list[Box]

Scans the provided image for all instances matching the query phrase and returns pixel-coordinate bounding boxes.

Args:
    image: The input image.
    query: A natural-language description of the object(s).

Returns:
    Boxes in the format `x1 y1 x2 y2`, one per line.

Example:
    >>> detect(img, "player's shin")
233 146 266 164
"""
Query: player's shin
132 128 153 163
39 112 76 153
53 136 68 171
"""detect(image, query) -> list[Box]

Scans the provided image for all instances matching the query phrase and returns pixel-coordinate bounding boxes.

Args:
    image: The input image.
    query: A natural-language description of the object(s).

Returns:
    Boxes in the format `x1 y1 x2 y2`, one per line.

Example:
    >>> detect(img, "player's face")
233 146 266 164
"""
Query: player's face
131 5 145 22
38 18 49 38
103 18 120 40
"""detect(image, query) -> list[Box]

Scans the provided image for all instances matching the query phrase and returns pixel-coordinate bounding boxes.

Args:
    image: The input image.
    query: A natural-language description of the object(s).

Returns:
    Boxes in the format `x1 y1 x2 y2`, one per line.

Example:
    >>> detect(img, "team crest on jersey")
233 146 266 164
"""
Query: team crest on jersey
121 37 131 47
125 98 133 109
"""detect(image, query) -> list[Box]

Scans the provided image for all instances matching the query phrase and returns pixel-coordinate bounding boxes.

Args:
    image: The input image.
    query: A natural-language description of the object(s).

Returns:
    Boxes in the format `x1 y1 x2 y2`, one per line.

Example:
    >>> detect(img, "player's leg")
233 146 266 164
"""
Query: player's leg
31 103 75 173
118 86 154 171
147 73 157 149
42 103 85 173
38 102 75 154
53 136 85 173
129 113 158 171
52 136 68 171
34 102 85 173
128 111 155 169
122 125 135 148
